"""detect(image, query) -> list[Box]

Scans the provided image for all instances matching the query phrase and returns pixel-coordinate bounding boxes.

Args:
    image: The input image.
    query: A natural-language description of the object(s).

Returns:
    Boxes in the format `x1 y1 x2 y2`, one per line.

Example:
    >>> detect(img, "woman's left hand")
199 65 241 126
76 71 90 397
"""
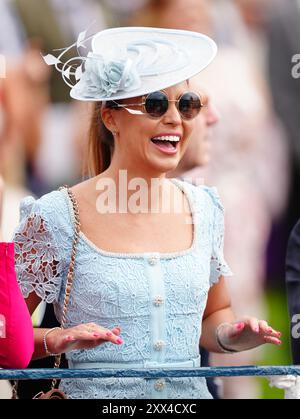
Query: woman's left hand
217 316 282 352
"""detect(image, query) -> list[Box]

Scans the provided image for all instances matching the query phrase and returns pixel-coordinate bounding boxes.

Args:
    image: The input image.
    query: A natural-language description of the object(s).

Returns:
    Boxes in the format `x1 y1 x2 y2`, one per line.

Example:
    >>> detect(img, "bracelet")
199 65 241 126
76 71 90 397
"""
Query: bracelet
43 327 61 356
215 323 239 354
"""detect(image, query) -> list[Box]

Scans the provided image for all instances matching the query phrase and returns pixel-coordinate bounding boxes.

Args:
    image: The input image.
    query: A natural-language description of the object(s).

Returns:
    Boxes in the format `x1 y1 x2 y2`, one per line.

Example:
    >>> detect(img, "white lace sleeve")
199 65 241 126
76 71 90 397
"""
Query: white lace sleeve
13 196 63 303
206 187 233 286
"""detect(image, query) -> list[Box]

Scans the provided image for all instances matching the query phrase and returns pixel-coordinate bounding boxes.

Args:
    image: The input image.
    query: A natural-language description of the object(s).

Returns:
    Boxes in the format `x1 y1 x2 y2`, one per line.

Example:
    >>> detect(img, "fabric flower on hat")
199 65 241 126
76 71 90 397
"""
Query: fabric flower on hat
75 54 141 99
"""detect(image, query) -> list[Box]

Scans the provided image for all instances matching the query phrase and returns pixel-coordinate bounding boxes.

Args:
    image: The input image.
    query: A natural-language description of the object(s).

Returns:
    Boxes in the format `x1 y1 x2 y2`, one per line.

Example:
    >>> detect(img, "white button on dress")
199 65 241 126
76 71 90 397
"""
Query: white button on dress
154 379 166 391
153 295 164 306
154 340 165 351
148 257 158 266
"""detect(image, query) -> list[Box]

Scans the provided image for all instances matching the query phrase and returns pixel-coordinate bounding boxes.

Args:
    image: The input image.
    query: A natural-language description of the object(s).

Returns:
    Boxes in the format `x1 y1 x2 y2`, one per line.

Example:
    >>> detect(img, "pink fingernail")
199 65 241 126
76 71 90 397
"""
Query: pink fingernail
93 333 101 338
116 338 123 345
268 328 273 333
255 327 259 333
66 336 75 341
236 323 244 330
106 332 112 337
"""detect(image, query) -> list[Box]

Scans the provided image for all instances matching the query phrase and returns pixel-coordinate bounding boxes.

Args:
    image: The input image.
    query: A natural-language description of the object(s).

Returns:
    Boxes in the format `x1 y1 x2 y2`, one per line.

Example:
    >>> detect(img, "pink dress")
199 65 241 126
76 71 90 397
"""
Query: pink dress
0 242 33 368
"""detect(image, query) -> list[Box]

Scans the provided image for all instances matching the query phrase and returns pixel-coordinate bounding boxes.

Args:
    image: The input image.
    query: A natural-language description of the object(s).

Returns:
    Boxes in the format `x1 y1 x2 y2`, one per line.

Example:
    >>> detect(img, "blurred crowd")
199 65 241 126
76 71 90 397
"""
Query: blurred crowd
1 0 299 399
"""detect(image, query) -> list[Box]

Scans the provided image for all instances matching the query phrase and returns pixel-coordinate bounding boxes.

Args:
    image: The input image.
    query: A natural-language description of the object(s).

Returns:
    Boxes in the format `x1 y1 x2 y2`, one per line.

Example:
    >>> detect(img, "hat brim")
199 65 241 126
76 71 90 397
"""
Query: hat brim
70 27 217 102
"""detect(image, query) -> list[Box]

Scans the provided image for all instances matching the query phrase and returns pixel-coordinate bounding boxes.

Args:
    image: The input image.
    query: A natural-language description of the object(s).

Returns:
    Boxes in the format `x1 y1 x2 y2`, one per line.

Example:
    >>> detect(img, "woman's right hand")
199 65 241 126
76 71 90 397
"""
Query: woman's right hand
45 323 123 355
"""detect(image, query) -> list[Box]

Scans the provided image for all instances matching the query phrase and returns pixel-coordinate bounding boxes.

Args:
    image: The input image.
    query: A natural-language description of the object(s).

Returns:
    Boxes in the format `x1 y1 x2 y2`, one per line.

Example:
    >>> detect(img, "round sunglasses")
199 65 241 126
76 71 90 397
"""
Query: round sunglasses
109 91 205 120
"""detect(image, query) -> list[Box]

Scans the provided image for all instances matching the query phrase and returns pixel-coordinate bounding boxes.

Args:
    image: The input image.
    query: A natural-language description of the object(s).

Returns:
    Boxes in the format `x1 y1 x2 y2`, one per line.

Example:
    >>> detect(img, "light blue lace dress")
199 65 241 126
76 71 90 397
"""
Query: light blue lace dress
13 179 232 399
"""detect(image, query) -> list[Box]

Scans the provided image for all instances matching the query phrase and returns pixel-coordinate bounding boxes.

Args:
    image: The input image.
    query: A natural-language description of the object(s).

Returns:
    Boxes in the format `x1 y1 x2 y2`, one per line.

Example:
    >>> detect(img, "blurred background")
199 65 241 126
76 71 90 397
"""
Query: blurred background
1 0 299 399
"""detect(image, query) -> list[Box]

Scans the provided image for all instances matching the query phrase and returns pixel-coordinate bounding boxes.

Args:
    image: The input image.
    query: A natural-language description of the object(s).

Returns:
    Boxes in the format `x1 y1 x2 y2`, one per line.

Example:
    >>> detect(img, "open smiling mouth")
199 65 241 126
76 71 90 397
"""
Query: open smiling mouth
150 135 181 155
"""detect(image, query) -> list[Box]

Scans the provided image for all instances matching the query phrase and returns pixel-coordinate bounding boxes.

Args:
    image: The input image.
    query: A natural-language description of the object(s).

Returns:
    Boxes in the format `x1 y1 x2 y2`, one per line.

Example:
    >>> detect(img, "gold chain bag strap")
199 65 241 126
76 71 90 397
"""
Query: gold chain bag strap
12 186 81 399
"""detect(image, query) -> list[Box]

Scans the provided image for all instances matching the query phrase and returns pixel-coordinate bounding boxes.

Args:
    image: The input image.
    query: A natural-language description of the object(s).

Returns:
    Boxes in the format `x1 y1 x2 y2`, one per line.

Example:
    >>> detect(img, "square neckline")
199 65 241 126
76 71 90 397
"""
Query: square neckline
62 178 198 259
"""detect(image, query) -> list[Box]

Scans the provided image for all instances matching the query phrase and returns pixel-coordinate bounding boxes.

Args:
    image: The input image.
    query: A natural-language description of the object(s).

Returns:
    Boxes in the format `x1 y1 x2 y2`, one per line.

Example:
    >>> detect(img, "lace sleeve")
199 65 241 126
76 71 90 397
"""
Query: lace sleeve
206 187 233 286
13 196 63 304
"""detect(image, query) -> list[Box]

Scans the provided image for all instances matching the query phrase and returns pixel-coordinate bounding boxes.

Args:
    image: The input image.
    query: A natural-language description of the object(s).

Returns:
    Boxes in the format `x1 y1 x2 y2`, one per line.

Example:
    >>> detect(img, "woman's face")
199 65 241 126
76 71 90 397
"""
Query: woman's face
103 81 198 176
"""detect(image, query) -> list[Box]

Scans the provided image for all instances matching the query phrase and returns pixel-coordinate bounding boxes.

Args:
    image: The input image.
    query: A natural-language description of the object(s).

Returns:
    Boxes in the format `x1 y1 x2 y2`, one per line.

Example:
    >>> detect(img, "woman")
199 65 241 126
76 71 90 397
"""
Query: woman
0 176 34 369
13 27 281 399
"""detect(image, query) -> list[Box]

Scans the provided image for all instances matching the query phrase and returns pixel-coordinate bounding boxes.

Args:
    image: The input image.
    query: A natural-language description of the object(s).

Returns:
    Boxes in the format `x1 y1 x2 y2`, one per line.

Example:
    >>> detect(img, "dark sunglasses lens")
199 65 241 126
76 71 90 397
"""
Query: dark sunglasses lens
179 92 201 119
145 91 168 117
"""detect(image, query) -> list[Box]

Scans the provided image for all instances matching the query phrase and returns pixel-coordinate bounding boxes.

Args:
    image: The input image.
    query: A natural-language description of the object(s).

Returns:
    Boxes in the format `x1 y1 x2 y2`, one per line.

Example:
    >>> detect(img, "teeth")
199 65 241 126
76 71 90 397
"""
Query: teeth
152 135 180 142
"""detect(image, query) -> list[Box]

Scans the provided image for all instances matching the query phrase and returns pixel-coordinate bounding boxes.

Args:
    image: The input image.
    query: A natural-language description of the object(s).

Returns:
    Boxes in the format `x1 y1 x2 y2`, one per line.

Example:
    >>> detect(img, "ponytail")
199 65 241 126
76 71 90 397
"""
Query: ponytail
86 102 114 177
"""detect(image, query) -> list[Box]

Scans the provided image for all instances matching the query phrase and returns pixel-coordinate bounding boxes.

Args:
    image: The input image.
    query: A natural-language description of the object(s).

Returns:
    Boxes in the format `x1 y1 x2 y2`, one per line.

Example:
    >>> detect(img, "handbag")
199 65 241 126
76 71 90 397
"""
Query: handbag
12 186 81 399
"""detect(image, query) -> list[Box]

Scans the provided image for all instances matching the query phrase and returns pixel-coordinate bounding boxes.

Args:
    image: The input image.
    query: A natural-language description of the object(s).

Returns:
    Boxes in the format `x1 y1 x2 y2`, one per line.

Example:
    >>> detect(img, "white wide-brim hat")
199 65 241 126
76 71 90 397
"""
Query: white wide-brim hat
44 27 217 101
